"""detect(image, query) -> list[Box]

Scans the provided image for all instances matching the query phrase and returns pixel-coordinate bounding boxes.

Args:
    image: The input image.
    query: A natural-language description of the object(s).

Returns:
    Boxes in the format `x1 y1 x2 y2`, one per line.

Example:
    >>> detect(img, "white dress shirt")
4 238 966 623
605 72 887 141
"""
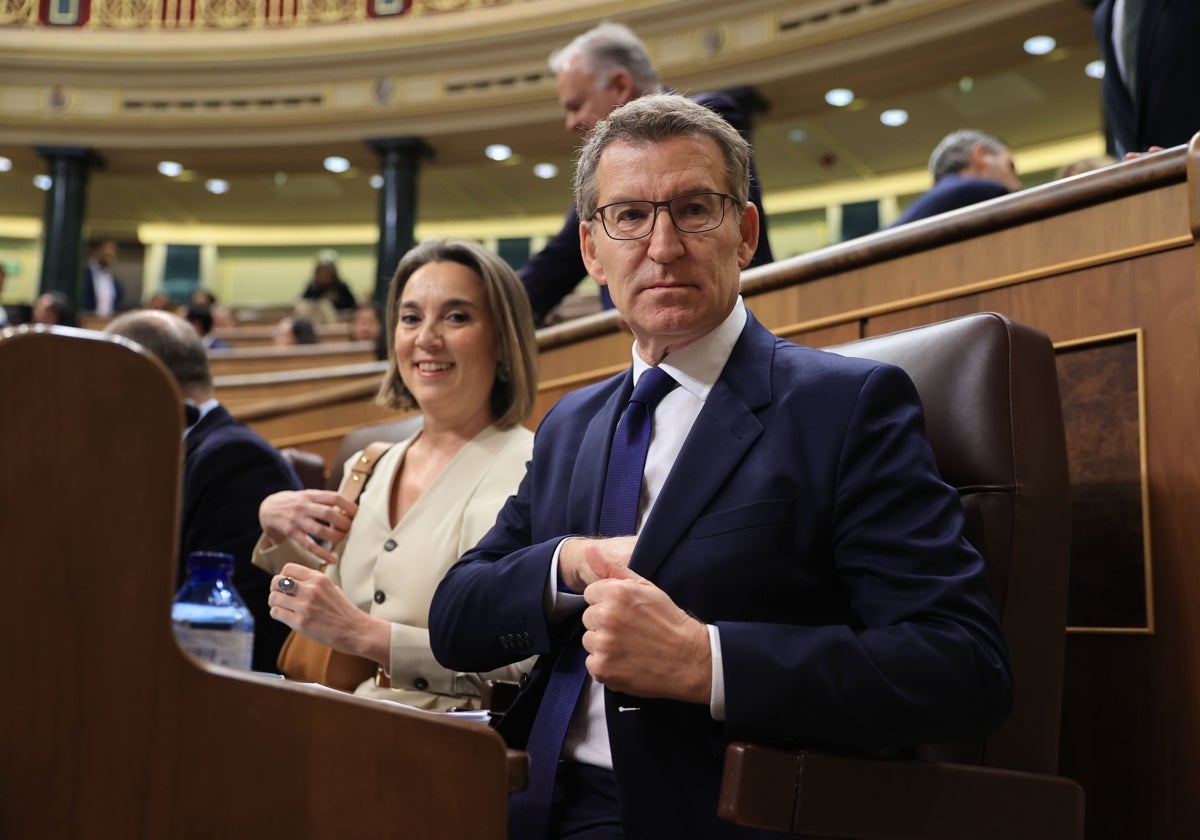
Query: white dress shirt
548 299 748 769
90 261 117 317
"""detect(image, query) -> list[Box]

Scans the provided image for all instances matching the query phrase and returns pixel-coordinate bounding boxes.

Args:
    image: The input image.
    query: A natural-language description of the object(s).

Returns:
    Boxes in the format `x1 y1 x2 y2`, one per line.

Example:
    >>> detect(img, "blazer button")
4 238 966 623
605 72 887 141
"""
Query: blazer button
519 672 530 688
373 590 386 604
383 538 397 551
413 676 429 691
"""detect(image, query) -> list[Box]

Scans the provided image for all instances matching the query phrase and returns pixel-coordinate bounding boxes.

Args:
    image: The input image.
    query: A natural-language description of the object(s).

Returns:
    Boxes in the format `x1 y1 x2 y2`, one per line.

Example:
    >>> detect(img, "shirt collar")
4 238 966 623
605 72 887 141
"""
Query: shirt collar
630 297 747 401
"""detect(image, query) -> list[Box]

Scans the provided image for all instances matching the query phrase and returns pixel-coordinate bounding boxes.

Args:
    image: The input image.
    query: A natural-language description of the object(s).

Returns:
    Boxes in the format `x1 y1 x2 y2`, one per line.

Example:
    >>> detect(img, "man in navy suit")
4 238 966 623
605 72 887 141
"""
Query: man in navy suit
891 129 1020 227
521 22 772 323
81 238 125 317
429 94 1012 839
106 311 301 672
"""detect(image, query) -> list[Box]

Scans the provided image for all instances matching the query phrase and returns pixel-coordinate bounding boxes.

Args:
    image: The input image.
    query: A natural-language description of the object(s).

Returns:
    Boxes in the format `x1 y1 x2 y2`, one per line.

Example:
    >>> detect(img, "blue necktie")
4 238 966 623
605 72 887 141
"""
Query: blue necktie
509 367 677 839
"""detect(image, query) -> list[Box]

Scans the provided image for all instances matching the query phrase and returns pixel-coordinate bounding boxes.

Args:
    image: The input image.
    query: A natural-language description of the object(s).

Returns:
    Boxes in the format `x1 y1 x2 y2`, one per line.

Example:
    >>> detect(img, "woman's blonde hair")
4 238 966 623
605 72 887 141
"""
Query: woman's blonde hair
376 238 538 429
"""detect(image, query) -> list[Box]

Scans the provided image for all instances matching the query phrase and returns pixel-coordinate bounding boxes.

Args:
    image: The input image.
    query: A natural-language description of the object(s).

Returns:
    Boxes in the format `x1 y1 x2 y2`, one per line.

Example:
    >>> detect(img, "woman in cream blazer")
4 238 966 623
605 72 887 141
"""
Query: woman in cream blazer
254 238 538 710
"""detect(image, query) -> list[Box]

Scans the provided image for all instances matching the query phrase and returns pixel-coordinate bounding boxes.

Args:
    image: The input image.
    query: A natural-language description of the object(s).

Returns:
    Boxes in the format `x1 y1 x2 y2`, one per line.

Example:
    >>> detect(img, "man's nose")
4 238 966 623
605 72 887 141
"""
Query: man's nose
646 206 684 258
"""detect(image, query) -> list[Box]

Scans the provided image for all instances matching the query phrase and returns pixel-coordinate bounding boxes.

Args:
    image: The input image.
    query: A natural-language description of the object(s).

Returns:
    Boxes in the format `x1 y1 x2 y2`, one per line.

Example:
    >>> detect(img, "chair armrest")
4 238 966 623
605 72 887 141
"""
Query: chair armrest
719 742 1084 840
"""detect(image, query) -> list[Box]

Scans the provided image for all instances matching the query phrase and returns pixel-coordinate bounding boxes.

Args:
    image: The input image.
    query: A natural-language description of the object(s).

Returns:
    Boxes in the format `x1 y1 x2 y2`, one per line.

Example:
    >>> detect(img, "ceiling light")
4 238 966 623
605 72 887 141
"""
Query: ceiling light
485 144 513 162
880 109 909 127
369 174 384 189
0 156 12 172
274 172 288 186
532 163 558 180
1023 35 1057 56
33 174 51 191
205 178 229 195
1086 60 1105 79
958 76 974 93
787 128 807 144
323 156 351 174
824 88 854 108
157 161 183 177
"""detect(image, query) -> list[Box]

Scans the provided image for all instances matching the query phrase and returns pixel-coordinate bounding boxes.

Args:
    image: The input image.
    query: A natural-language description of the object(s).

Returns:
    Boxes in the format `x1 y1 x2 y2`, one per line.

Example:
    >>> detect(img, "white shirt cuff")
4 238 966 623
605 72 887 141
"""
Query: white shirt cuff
708 624 725 721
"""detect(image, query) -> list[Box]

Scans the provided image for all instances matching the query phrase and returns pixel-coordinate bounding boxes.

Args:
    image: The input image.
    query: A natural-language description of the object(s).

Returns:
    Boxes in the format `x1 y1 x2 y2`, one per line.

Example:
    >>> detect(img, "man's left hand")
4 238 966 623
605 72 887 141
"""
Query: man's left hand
580 545 712 704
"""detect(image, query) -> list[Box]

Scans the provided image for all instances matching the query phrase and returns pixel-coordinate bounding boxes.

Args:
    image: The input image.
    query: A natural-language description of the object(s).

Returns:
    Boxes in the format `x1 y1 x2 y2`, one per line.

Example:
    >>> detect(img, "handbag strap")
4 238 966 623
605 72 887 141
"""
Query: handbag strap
338 441 394 504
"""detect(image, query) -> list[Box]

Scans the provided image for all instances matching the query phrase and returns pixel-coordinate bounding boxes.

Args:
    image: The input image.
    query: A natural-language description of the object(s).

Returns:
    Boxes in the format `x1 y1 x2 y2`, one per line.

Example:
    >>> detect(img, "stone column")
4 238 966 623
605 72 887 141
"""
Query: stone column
367 136 432 305
35 145 101 304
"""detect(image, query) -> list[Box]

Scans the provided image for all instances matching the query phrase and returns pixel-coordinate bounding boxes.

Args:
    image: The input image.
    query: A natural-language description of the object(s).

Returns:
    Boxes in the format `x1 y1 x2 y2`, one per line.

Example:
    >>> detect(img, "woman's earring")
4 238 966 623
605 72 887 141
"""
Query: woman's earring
496 361 511 383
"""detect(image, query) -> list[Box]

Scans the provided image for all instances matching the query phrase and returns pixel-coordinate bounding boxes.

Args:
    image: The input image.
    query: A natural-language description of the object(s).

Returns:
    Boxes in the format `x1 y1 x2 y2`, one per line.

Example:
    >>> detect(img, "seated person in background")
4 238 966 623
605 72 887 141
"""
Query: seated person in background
428 94 1012 838
145 291 174 312
185 303 231 350
33 291 73 327
271 316 319 346
81 237 125 317
520 21 773 323
104 310 303 672
210 304 236 330
891 129 1021 227
300 249 356 312
349 300 387 360
190 288 218 307
255 237 539 709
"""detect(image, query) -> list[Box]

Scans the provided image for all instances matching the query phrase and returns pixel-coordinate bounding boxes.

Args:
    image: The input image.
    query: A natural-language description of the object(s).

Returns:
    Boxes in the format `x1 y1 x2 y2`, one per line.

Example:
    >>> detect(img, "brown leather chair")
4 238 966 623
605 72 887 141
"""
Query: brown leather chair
718 312 1084 839
279 446 326 490
324 412 424 489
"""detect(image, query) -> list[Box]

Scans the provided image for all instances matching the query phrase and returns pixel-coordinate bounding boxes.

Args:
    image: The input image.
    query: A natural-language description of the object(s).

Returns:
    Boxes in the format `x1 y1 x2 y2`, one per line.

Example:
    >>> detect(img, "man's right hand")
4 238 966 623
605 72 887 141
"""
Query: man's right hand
558 535 637 593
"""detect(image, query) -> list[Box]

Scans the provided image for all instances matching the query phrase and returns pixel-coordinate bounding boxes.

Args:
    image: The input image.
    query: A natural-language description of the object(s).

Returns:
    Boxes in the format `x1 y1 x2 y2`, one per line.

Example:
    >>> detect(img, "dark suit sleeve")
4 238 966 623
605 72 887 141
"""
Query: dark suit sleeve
518 205 589 322
182 435 302 672
718 363 1012 749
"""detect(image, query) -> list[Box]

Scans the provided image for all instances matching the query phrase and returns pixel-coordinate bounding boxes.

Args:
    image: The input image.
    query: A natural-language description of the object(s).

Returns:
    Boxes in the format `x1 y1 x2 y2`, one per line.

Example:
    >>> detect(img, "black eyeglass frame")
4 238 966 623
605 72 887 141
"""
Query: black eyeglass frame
591 191 738 240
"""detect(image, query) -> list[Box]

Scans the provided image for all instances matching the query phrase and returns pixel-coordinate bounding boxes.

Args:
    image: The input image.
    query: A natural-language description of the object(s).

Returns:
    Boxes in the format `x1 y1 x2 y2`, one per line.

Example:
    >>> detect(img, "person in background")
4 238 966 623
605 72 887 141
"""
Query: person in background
145 292 174 312
254 238 539 709
0 264 26 327
519 21 773 323
81 237 125 317
300 249 356 312
428 94 1011 838
350 300 387 360
105 310 303 672
271 316 319 346
891 129 1021 227
185 303 231 350
191 288 218 307
33 291 73 327
210 304 237 331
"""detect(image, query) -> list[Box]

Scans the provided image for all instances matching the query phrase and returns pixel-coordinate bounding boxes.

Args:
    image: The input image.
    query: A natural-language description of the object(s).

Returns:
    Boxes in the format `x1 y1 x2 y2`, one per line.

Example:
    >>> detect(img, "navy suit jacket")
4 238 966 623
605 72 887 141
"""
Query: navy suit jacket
891 174 1009 227
81 265 125 313
429 312 1012 838
519 89 774 321
182 405 302 672
1093 0 1200 156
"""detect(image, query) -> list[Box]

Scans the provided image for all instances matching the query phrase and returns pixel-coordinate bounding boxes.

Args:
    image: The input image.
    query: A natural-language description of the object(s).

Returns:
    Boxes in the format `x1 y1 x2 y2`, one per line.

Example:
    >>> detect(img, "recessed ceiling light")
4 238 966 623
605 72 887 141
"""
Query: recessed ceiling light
0 156 12 172
880 109 909 127
1023 35 1057 56
486 144 513 162
532 163 558 180
958 76 974 93
205 178 229 195
33 174 51 191
824 88 855 107
369 174 384 189
1086 60 1105 79
157 160 183 177
787 128 807 144
274 171 288 186
323 156 351 174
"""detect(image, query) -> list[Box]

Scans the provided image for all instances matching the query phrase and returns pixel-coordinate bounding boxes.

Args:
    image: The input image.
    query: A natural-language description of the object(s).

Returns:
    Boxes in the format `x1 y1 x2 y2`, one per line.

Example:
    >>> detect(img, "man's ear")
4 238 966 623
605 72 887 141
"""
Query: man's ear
609 69 637 106
580 221 608 287
737 202 760 269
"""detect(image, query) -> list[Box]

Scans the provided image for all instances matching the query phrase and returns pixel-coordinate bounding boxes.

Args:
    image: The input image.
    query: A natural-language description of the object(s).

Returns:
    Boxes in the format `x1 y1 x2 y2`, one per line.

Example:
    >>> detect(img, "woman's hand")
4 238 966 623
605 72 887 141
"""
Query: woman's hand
258 489 357 567
268 563 391 665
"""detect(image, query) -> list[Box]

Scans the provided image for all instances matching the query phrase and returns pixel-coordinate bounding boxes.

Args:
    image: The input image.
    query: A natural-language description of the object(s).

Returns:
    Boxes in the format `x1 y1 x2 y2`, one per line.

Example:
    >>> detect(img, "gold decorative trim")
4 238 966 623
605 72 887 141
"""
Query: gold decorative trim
1056 328 1154 635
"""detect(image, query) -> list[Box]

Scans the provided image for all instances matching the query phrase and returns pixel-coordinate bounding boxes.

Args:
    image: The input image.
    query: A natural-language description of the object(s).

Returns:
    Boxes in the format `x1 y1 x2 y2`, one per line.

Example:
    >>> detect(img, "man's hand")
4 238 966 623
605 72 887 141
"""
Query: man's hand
580 545 712 704
558 535 636 593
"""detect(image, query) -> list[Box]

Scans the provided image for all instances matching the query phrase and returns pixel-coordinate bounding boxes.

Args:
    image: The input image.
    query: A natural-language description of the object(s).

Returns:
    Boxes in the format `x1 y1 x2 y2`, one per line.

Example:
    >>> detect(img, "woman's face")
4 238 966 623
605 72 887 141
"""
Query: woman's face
350 306 382 342
394 260 498 425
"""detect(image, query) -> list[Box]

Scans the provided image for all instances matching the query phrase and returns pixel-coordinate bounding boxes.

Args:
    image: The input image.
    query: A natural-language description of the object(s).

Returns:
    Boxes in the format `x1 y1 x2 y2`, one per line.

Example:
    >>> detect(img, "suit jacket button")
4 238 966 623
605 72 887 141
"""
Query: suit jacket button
521 633 532 646
519 672 530 688
413 676 429 691
383 539 398 551
373 590 386 604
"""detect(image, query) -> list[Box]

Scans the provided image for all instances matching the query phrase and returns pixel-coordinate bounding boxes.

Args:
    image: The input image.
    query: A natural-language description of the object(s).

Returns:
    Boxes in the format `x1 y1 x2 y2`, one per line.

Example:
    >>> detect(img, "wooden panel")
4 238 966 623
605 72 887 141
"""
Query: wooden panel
214 360 387 411
207 340 375 376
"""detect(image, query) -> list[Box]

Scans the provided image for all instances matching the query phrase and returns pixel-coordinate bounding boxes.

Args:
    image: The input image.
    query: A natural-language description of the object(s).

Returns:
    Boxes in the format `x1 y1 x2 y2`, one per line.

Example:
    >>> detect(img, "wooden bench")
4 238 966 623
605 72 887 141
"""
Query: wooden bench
214 360 388 412
207 340 376 376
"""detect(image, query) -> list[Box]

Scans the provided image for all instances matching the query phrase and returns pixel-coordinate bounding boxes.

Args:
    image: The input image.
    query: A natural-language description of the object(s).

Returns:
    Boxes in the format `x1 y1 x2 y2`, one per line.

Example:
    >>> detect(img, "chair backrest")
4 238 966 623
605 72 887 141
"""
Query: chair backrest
829 312 1071 775
279 446 327 490
325 412 424 489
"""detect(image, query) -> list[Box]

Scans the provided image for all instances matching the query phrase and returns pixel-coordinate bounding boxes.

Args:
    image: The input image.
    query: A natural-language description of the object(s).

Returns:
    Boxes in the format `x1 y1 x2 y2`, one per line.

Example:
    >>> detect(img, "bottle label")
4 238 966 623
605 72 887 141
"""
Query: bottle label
174 624 254 671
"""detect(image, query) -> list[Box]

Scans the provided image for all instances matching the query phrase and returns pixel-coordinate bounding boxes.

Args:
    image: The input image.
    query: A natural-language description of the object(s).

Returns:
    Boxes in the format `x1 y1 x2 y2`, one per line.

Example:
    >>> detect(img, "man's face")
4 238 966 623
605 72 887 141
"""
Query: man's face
555 58 631 137
975 145 1021 192
95 241 117 267
580 135 758 363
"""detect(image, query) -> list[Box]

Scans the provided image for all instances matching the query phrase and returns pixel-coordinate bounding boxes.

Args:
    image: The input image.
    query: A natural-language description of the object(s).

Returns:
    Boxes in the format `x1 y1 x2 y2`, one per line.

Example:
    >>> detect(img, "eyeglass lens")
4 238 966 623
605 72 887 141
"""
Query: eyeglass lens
598 192 727 239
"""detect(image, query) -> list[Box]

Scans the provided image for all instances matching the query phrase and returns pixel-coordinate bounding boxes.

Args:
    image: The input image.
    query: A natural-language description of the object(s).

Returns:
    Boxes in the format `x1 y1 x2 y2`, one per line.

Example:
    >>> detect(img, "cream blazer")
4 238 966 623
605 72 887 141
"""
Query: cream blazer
254 423 533 710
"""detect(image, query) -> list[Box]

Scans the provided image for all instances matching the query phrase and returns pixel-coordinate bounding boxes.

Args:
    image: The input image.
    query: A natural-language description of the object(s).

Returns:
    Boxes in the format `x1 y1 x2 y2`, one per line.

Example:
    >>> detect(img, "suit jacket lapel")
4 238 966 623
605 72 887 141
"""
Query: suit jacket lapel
630 316 776 580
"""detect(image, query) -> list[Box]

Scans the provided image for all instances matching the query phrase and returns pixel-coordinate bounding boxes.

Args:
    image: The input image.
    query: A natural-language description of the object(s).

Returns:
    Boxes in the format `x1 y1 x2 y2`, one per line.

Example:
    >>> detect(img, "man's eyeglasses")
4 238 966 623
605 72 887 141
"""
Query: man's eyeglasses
592 192 736 240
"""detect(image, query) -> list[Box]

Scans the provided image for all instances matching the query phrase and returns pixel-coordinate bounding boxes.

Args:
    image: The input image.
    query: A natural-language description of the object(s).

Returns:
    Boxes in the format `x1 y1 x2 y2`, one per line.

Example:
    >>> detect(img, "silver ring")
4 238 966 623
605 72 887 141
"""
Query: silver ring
277 575 297 594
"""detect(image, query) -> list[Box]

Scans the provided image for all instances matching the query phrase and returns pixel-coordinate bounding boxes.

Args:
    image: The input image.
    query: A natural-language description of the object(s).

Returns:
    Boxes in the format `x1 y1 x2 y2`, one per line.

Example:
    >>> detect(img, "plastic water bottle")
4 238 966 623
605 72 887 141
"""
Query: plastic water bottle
171 551 255 671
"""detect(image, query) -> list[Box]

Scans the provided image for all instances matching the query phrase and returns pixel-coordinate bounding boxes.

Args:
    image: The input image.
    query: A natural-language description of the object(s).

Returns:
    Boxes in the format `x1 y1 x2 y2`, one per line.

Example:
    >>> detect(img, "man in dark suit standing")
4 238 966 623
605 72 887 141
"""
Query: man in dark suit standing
429 94 1012 839
520 22 772 323
1091 0 1200 157
106 311 301 672
81 237 125 317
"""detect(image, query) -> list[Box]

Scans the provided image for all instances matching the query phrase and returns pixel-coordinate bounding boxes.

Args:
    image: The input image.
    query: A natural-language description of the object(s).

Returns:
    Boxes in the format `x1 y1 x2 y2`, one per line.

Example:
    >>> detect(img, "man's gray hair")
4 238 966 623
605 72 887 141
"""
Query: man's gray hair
574 93 751 224
929 129 1007 180
105 310 213 391
549 21 661 95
